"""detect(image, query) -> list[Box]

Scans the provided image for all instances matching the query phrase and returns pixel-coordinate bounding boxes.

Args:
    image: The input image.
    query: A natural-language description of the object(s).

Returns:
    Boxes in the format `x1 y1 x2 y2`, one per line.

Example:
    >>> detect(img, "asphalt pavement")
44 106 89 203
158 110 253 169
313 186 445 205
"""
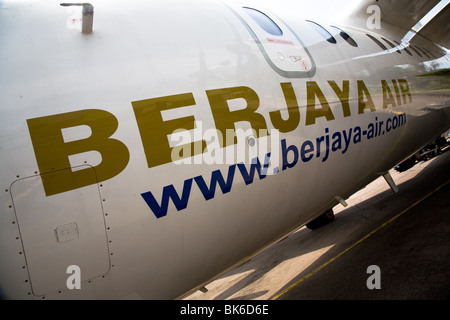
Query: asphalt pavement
185 147 450 300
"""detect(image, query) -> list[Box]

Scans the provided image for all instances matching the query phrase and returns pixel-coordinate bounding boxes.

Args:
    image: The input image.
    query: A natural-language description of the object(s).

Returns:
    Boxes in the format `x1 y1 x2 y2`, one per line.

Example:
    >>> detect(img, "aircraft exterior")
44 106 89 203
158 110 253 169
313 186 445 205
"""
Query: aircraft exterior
0 0 449 299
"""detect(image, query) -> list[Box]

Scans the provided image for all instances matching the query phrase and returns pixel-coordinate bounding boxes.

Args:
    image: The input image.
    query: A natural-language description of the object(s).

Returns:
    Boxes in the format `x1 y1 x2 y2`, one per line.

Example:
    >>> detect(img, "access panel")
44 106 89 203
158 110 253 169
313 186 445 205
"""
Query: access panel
10 165 110 296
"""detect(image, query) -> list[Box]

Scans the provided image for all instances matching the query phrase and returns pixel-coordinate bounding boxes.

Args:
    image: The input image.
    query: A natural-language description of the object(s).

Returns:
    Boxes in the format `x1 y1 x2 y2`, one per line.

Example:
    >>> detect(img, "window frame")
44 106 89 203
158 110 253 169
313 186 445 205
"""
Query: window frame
381 37 401 54
306 20 337 44
366 34 388 51
331 26 358 47
243 7 283 36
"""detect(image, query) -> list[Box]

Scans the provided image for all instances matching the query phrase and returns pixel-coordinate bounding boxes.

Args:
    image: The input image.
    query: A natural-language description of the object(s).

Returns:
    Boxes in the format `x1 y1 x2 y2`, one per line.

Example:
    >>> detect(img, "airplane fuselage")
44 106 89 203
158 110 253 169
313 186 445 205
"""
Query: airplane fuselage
1 0 449 299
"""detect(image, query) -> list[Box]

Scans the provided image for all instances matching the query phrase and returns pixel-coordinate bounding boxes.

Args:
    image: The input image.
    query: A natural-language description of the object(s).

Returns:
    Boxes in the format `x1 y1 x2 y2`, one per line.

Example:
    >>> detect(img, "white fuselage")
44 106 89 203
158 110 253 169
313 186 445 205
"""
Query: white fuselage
1 0 449 299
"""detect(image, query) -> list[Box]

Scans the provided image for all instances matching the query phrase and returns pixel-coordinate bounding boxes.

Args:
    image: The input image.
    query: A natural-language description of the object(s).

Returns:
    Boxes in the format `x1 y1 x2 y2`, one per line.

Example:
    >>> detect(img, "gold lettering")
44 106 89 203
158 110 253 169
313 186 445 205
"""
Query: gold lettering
27 109 129 196
398 79 413 104
328 80 351 117
391 79 402 106
132 93 207 168
305 81 335 126
357 80 376 114
206 86 268 147
269 82 300 133
381 80 396 109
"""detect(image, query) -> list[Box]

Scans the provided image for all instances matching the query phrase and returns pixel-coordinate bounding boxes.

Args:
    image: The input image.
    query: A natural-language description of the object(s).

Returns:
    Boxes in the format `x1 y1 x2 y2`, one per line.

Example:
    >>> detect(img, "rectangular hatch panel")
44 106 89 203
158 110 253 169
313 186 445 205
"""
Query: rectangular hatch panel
11 166 110 296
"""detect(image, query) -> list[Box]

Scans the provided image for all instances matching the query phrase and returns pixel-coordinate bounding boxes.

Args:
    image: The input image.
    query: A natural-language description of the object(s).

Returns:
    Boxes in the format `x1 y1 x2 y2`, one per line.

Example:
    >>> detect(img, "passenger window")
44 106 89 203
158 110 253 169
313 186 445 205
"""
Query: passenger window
306 21 336 44
393 40 412 56
421 47 436 59
366 34 388 51
414 46 431 59
243 7 283 36
408 45 423 57
331 26 358 47
381 37 401 54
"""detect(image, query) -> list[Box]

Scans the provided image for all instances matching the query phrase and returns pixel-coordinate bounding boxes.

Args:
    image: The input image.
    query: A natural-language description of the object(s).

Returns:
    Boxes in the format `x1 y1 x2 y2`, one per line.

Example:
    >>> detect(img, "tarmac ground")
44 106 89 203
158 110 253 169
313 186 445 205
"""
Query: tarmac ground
185 146 450 300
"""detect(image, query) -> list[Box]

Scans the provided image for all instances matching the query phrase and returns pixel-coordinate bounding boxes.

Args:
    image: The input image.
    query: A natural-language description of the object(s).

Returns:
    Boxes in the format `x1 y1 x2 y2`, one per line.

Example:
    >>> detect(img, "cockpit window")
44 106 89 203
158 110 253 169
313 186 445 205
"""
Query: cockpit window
306 21 336 44
243 7 283 36
331 26 358 47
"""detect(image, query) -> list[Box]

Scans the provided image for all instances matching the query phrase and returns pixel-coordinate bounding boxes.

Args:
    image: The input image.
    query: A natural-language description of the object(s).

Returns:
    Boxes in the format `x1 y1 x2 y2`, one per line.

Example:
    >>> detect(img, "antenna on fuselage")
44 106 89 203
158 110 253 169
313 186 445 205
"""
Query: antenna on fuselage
60 3 94 34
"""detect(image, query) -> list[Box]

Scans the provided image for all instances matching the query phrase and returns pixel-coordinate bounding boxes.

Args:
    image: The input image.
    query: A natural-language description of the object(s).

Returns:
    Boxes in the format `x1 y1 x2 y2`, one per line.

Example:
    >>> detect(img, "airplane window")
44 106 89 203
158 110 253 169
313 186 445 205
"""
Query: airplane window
243 7 283 36
414 46 431 59
306 21 336 44
408 45 423 57
393 40 412 56
381 37 401 54
421 47 437 59
331 26 358 47
366 34 388 51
